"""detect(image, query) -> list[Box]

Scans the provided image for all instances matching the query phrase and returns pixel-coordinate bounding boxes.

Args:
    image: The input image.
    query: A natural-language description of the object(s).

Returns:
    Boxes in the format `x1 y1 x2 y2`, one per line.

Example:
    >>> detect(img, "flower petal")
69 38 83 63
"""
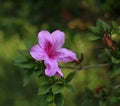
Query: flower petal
38 30 52 49
51 30 65 49
30 44 46 61
44 59 63 77
56 48 77 62
55 69 63 77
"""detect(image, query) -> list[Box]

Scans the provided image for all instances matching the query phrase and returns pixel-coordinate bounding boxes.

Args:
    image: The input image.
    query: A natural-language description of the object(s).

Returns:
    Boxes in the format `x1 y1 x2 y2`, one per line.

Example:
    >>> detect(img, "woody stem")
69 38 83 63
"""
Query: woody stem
59 63 109 71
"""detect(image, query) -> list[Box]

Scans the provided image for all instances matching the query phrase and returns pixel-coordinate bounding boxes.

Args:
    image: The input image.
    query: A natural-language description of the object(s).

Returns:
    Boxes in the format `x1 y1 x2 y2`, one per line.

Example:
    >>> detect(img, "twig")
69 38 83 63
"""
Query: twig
59 63 109 71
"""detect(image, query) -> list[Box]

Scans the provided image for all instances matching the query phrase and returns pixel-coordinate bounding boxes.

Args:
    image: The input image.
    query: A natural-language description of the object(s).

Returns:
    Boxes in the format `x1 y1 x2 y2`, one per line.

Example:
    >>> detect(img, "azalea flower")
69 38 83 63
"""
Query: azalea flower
30 30 77 77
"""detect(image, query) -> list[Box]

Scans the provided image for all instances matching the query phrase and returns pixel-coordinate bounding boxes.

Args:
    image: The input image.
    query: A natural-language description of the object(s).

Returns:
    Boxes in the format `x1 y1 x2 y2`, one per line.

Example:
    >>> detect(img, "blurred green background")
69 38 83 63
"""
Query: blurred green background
0 0 120 106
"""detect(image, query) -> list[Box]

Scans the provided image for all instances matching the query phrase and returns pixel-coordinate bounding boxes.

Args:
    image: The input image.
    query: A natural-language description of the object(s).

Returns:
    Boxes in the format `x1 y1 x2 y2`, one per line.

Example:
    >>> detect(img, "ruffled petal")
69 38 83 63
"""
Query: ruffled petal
44 59 63 77
56 48 77 62
38 30 52 49
30 44 46 61
51 30 65 49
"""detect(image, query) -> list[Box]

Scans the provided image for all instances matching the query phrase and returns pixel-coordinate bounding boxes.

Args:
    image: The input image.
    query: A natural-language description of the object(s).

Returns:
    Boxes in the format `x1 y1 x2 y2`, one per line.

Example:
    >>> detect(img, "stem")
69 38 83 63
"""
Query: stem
59 63 109 71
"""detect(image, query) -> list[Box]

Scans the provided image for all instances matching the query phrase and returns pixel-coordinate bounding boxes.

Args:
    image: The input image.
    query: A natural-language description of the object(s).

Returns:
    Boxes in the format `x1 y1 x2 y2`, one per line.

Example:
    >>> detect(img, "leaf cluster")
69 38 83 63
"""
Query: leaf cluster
89 19 120 41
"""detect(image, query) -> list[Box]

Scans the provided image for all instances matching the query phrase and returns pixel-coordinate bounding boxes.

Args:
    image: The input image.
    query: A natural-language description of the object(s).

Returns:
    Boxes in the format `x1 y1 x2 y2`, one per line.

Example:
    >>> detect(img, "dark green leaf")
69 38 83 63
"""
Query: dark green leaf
81 99 94 106
64 84 74 92
87 34 100 41
24 41 33 50
19 50 28 56
46 93 54 102
39 94 49 106
65 72 75 83
14 57 28 64
79 53 84 62
23 70 33 87
90 26 100 34
52 84 64 94
103 21 110 31
54 93 64 106
17 63 35 68
109 96 117 103
99 101 107 106
38 84 52 95
112 56 120 64
109 66 120 78
97 19 104 28
39 76 49 86
105 48 111 57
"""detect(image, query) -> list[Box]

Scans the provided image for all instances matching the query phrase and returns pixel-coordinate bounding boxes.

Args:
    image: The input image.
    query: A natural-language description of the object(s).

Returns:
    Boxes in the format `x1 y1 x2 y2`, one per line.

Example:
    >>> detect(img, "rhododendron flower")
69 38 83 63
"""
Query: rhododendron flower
30 30 77 77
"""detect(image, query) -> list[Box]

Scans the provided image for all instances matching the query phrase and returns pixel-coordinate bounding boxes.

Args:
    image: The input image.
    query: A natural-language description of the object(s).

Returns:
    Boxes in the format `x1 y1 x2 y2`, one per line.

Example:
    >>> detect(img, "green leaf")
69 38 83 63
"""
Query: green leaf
64 84 74 92
23 70 33 87
14 57 28 64
99 101 107 106
46 93 54 102
52 84 64 94
104 48 111 57
112 56 120 64
38 84 52 95
90 26 100 34
54 93 64 106
79 53 84 62
97 19 104 28
19 50 28 56
109 96 117 103
39 94 49 106
39 76 49 86
81 99 94 106
24 41 33 50
65 72 75 83
87 34 100 41
17 63 35 68
109 66 120 78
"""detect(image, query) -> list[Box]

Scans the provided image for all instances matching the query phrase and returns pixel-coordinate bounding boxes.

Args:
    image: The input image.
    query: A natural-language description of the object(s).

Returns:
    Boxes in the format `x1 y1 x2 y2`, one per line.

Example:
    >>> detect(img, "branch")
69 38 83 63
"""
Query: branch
59 63 109 71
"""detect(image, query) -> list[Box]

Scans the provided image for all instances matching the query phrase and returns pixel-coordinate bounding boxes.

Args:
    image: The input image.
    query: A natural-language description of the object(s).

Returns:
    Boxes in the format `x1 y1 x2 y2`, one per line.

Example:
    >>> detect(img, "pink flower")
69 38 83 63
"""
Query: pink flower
30 30 77 77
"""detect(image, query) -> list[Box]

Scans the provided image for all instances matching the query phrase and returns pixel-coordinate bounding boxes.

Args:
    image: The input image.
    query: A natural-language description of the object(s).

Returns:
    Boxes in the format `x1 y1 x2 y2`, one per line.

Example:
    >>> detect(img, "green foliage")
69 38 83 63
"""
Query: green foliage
65 71 75 83
89 20 120 105
90 19 111 35
54 93 64 106
38 84 52 95
52 84 64 94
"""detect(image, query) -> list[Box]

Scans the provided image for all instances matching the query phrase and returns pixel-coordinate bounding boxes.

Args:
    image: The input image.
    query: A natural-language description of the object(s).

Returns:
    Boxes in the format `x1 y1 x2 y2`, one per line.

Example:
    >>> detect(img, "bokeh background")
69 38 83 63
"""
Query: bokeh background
0 0 120 106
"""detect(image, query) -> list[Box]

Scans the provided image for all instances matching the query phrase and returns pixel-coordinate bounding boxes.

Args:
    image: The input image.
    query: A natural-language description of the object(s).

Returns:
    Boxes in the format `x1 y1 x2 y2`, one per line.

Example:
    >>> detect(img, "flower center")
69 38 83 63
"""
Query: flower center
45 40 56 59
